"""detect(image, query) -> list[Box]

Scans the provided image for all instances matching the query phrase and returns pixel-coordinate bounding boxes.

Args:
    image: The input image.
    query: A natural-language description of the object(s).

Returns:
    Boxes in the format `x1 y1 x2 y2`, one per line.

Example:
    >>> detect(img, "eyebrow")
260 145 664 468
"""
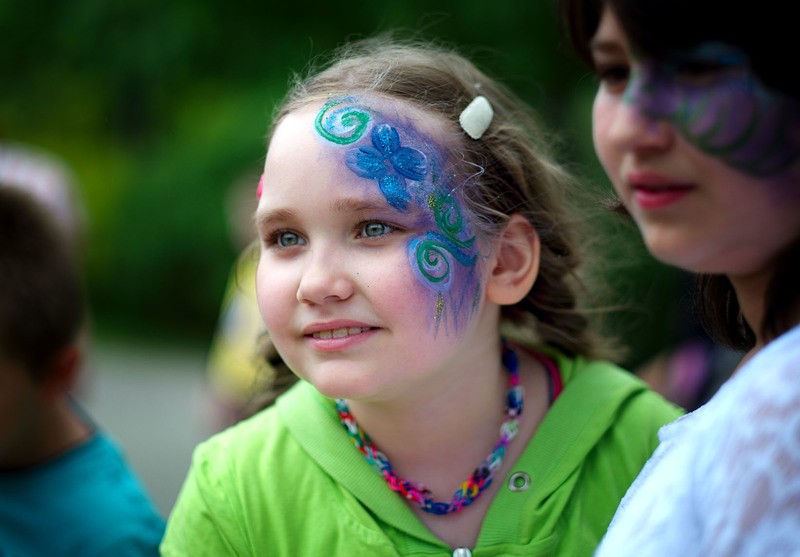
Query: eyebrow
256 197 397 230
256 207 295 231
331 197 394 214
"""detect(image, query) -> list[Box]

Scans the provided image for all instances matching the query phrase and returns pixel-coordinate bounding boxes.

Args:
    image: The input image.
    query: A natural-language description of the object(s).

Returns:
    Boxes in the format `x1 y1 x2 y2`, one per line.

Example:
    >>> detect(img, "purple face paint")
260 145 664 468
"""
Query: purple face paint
314 98 480 333
408 190 478 332
625 42 800 176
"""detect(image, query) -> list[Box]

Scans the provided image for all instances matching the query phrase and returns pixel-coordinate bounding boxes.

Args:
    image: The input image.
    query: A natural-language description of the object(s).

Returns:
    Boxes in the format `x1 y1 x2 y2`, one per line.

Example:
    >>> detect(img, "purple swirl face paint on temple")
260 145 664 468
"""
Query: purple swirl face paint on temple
314 98 480 333
625 42 800 176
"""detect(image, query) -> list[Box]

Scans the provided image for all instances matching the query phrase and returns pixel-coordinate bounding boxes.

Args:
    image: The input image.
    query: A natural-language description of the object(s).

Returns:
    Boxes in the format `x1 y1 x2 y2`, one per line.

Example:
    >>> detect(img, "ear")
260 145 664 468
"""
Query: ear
39 345 82 399
485 214 540 305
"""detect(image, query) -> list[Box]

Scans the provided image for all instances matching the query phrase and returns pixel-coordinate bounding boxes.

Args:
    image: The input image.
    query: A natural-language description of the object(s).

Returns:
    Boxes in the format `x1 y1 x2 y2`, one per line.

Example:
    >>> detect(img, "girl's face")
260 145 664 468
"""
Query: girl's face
255 98 498 403
590 6 800 277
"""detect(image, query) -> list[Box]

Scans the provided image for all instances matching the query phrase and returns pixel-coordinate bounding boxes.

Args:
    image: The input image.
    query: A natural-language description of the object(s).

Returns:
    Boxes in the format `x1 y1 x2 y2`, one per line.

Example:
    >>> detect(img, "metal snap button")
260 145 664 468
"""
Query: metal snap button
508 471 531 492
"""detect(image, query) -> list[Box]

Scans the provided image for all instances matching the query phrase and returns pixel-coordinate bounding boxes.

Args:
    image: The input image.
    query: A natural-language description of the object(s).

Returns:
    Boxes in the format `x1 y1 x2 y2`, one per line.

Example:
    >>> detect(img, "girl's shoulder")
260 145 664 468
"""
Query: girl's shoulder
523 343 683 422
693 323 800 457
693 323 800 440
735 323 800 390
191 382 312 471
519 344 684 474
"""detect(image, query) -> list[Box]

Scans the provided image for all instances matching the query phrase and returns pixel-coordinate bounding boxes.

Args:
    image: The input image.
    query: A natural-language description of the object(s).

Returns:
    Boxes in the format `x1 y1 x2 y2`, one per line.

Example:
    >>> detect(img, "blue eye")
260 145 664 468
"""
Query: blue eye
361 222 393 238
277 231 304 247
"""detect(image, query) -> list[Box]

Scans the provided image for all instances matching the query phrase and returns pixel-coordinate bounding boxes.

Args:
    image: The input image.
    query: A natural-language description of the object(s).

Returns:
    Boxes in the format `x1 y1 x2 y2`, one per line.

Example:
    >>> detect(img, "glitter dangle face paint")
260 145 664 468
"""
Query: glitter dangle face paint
624 43 800 176
408 191 478 326
313 97 481 333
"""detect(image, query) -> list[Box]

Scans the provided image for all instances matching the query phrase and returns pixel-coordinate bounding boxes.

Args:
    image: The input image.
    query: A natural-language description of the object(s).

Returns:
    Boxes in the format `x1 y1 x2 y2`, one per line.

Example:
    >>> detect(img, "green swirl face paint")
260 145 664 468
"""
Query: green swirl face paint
313 97 481 333
314 99 372 145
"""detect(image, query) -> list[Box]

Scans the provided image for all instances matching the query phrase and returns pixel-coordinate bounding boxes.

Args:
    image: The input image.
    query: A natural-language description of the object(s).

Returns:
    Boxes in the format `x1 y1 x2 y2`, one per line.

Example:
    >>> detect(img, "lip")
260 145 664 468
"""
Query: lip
302 320 379 352
627 171 695 210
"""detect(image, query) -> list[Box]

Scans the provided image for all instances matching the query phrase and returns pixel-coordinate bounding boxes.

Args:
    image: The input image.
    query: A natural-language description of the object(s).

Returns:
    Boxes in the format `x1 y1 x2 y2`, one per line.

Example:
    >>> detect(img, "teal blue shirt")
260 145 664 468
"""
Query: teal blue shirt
162 352 682 556
0 431 165 556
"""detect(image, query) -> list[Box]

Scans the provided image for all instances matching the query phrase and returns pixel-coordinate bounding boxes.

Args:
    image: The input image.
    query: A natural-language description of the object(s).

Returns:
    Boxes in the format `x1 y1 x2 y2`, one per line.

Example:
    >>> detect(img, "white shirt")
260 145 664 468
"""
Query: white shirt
596 324 800 556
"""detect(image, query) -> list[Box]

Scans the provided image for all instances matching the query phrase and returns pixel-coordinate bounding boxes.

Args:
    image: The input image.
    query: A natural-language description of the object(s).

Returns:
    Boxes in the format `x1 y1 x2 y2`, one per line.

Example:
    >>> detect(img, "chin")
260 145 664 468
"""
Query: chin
645 244 726 275
642 238 702 274
309 373 379 401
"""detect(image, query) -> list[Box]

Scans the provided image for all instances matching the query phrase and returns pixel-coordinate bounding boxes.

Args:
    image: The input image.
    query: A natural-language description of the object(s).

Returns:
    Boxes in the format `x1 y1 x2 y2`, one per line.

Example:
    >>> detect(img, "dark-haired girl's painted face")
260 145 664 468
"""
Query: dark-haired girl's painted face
621 43 800 176
254 98 495 402
590 6 800 277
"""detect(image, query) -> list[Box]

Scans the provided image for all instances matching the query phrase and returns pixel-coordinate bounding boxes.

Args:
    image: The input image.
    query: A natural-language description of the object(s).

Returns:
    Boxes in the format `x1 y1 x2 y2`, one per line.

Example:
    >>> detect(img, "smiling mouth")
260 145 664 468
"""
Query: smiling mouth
310 327 373 340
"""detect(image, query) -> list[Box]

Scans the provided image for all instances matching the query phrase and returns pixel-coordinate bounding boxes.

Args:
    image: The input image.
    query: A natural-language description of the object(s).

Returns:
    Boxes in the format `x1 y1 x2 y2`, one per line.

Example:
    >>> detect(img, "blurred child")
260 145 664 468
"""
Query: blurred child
0 141 85 252
0 185 165 556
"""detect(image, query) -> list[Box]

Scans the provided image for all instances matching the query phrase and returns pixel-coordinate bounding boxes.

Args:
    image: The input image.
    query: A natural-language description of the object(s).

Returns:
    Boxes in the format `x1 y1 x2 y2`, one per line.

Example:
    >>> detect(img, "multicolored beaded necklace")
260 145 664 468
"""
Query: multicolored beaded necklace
335 344 524 515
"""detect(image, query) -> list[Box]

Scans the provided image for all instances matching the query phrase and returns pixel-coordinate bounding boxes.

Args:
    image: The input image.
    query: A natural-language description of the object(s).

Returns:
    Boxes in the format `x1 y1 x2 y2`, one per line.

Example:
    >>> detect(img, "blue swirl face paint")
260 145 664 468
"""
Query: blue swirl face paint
314 97 480 333
625 43 800 176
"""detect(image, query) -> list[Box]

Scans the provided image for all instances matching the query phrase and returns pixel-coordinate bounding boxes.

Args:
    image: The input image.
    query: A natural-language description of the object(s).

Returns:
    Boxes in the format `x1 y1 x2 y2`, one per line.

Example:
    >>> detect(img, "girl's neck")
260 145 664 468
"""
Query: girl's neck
343 342 552 549
346 340 508 478
730 272 768 344
730 264 800 363
0 397 91 470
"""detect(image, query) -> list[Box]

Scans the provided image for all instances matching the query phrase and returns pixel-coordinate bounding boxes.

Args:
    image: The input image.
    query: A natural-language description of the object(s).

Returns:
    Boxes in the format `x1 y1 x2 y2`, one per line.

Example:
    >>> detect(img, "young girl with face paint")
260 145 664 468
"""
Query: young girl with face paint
161 37 680 557
559 0 800 554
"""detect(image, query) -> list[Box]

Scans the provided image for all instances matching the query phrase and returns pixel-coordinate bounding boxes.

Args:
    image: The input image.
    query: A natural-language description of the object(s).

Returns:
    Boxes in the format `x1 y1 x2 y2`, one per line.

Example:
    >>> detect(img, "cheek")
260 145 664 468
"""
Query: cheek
406 239 483 333
381 250 429 301
592 95 622 185
255 257 292 330
366 248 441 326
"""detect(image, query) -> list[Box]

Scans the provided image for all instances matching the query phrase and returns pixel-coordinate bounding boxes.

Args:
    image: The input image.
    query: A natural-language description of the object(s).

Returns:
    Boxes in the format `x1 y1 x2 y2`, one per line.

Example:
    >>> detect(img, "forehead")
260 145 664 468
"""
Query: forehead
260 96 457 208
269 95 452 157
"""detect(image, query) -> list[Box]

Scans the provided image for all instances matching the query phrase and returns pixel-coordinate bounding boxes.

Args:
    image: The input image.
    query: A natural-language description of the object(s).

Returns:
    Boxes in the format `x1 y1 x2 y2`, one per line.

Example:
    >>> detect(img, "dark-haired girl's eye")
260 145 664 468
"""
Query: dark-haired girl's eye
595 62 631 93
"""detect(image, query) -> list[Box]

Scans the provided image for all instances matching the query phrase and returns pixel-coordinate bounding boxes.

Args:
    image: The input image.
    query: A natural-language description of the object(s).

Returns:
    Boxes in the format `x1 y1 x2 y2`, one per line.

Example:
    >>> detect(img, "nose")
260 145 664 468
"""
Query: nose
608 103 675 153
611 65 677 152
296 247 354 305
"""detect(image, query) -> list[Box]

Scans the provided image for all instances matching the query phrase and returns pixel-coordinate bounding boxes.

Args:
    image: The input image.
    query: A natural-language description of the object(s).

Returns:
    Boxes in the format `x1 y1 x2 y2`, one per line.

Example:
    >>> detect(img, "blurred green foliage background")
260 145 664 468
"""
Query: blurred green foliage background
0 0 682 367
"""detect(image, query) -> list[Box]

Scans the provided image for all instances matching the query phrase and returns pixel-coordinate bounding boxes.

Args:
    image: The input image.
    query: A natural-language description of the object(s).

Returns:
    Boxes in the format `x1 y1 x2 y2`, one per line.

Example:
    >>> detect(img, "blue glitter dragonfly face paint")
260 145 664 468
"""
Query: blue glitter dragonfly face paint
314 98 480 333
624 42 800 176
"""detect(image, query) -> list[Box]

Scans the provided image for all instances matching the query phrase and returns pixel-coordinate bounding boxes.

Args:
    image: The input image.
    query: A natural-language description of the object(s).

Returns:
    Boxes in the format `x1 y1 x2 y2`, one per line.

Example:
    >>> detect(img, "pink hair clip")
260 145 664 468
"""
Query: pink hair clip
256 173 264 198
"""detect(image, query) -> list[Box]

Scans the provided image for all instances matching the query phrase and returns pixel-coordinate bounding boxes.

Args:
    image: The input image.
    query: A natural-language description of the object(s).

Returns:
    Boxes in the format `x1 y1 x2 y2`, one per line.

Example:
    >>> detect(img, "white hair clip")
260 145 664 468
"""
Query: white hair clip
459 95 493 140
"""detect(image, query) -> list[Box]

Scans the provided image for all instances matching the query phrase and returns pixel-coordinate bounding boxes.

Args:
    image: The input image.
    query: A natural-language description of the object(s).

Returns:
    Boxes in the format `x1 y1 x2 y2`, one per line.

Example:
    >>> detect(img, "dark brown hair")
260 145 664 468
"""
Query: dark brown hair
0 185 86 378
